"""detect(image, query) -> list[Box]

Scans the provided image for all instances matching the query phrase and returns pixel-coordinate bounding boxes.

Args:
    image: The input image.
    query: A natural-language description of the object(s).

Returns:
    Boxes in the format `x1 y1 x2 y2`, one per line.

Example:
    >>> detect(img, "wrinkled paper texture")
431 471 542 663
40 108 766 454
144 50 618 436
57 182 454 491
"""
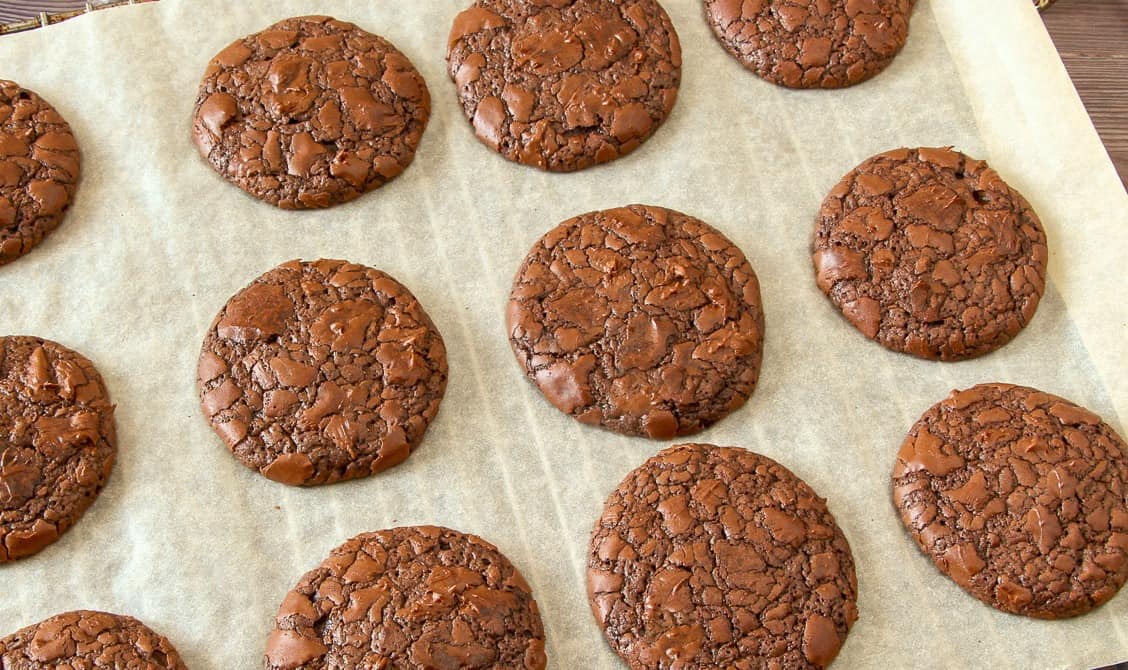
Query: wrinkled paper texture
0 0 1125 667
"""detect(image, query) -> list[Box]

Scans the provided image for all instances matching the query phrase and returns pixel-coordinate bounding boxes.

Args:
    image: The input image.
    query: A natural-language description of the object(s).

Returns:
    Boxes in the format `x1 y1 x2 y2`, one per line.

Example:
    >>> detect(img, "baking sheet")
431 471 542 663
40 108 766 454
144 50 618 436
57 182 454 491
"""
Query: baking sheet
1 0 1126 667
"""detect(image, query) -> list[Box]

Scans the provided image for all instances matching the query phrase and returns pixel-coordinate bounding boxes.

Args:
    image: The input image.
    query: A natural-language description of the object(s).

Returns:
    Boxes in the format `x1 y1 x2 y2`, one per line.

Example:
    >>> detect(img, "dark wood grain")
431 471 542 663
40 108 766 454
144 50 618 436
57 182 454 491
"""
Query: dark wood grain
0 1 88 23
1043 0 1128 186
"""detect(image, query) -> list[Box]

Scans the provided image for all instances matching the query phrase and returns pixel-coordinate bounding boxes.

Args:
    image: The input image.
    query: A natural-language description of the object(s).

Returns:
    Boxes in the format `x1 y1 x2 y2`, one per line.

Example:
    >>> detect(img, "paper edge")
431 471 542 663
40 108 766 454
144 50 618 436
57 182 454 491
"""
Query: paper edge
930 0 1128 430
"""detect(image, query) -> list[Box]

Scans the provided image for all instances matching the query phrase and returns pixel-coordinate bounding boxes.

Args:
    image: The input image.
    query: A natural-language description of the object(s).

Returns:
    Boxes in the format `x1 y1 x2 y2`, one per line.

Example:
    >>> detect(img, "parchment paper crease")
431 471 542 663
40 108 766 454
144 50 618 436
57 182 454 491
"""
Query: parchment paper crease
0 0 1125 668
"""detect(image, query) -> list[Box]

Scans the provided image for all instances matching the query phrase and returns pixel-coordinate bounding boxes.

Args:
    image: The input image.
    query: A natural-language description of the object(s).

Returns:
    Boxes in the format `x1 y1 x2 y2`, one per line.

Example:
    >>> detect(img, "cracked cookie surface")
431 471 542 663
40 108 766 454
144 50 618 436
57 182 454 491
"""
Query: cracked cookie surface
588 443 858 669
0 80 81 264
0 610 186 669
192 15 430 209
447 0 681 172
893 383 1128 619
703 0 915 88
265 525 546 670
507 205 763 439
0 336 114 563
812 147 1047 361
197 259 447 486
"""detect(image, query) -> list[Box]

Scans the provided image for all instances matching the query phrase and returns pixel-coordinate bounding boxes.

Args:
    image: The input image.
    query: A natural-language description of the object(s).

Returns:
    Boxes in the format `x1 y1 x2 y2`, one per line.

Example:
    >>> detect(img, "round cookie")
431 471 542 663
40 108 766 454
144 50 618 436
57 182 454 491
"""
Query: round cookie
893 383 1128 619
0 80 81 264
0 336 115 563
703 0 915 89
812 147 1048 361
192 15 430 209
447 0 681 172
265 525 547 670
0 610 186 669
507 205 764 439
197 259 447 486
589 443 859 669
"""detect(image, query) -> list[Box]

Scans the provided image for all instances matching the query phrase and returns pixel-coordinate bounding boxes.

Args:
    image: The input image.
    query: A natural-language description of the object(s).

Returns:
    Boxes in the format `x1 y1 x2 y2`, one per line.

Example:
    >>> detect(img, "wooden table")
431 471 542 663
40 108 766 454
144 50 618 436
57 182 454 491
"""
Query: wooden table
1042 0 1128 187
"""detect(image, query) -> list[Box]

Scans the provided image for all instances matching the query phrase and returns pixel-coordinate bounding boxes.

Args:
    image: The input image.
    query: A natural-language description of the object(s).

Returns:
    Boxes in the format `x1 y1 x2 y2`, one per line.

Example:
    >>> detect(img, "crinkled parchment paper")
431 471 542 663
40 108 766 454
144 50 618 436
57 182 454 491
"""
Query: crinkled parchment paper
0 0 1125 667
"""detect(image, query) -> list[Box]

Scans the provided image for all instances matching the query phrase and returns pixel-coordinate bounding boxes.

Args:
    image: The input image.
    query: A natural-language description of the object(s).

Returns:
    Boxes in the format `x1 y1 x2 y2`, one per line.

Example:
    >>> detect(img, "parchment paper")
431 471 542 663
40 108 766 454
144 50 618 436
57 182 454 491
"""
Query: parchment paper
1 1 1126 668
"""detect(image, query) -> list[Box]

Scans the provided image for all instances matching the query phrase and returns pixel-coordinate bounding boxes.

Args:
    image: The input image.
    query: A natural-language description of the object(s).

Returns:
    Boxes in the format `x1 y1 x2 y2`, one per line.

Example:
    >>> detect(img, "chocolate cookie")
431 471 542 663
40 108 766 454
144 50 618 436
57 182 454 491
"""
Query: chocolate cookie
197 259 447 486
507 205 763 439
192 15 430 209
447 0 681 172
893 383 1128 619
0 80 81 264
0 610 186 669
0 336 115 563
812 147 1048 360
703 0 915 89
589 443 859 669
265 525 546 670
